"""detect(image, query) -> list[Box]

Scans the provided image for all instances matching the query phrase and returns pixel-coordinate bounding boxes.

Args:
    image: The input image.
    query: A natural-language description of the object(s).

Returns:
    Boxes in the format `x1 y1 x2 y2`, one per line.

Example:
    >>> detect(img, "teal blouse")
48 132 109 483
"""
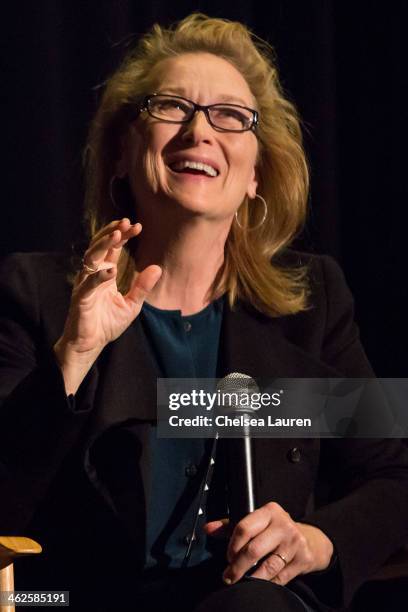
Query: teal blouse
139 298 223 569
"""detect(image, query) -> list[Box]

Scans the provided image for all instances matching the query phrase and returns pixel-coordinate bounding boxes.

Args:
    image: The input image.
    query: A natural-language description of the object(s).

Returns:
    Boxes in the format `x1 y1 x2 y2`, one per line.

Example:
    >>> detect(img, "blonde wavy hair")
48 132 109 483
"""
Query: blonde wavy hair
84 13 310 316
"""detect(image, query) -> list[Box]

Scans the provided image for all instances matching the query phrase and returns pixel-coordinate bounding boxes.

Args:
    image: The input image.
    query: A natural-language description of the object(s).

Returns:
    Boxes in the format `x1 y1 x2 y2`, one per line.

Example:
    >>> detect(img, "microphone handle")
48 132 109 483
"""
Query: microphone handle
225 418 255 526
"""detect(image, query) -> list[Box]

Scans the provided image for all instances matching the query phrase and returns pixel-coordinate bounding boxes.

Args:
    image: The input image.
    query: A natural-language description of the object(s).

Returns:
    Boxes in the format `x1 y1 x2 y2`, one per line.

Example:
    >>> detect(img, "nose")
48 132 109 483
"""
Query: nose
180 110 213 144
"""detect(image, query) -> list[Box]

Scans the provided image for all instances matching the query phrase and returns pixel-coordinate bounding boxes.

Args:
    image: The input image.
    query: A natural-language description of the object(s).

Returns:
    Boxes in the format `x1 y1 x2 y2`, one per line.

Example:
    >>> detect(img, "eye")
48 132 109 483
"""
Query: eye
218 107 244 119
151 97 190 114
211 105 251 128
157 100 180 110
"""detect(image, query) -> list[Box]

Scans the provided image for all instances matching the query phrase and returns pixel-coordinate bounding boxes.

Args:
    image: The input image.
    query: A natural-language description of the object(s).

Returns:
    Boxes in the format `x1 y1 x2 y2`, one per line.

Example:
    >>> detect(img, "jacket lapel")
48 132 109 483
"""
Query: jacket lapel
219 300 339 379
91 318 159 435
82 319 158 538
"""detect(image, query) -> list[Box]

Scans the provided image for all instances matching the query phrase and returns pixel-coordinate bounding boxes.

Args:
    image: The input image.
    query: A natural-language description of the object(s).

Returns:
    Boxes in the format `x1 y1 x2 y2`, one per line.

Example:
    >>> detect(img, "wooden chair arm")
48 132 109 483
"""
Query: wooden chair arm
0 537 42 571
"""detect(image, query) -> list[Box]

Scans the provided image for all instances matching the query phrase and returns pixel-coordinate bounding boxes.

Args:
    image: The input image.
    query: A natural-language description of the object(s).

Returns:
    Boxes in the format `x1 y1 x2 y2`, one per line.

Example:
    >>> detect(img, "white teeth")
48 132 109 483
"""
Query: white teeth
170 160 218 177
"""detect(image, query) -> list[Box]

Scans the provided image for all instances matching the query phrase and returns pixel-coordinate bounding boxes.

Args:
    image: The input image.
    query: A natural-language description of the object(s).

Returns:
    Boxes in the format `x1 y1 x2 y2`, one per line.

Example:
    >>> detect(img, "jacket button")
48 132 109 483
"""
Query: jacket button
288 447 301 463
185 464 198 477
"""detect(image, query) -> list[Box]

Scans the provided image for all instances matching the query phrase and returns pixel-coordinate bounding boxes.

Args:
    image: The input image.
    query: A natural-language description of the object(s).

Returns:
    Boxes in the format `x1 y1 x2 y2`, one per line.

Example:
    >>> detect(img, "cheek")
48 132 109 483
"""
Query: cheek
227 140 257 185
241 141 258 194
242 139 258 175
132 127 166 195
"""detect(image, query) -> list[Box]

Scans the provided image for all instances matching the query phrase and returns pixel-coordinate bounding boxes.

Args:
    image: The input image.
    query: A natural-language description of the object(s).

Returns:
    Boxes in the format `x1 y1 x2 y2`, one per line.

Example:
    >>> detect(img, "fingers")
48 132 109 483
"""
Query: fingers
203 518 231 539
249 522 305 582
268 557 307 586
223 527 284 583
124 265 162 309
250 549 294 582
74 219 162 316
227 503 279 563
92 217 132 242
82 221 141 273
82 231 121 273
105 222 141 265
73 266 117 301
223 502 308 585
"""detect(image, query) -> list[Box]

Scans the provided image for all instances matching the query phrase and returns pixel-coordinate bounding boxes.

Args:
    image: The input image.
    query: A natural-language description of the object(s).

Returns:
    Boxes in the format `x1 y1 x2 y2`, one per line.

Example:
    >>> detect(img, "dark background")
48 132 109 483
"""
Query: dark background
2 1 407 376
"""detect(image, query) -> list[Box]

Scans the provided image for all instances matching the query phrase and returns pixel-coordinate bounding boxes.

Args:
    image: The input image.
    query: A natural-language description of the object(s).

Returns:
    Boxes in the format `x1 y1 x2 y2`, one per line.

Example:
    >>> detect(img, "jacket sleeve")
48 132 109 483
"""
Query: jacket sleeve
0 253 98 532
301 255 408 607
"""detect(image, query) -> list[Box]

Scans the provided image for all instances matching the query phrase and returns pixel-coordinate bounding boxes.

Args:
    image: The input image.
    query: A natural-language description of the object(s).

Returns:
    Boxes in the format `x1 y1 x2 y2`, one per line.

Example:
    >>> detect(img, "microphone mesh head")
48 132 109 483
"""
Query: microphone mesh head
216 372 260 414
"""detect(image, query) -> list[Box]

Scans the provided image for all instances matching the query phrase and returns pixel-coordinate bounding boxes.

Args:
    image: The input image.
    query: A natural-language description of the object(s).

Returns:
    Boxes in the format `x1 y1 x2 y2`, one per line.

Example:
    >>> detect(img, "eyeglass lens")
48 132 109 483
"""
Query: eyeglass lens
147 96 254 131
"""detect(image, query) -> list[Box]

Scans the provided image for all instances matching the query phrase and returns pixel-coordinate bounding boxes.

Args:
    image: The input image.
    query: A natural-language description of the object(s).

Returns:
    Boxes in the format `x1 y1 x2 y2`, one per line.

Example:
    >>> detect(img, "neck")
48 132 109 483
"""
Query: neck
132 213 232 315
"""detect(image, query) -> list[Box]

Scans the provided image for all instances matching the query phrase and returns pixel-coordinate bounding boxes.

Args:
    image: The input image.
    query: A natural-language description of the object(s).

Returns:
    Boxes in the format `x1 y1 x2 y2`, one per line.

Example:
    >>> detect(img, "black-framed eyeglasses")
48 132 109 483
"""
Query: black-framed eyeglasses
139 93 259 133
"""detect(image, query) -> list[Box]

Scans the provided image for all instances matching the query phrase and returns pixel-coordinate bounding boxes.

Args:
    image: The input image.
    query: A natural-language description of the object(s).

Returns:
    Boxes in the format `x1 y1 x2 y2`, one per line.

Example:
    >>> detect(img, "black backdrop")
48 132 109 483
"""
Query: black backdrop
2 1 407 376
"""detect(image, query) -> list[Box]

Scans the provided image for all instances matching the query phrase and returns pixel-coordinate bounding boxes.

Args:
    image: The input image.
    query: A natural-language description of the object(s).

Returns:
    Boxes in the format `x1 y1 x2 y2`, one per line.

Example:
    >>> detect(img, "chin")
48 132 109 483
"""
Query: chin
160 186 207 211
175 198 214 216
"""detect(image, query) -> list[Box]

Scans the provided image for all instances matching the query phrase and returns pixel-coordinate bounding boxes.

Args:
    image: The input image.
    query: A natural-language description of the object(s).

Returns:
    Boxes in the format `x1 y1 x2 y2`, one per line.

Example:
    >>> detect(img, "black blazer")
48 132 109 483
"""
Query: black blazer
0 251 407 611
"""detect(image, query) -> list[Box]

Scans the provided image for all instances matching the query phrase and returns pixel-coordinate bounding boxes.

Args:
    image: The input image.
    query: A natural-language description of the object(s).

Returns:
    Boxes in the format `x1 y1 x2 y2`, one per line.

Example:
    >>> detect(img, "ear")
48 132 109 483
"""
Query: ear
115 158 128 179
246 165 258 200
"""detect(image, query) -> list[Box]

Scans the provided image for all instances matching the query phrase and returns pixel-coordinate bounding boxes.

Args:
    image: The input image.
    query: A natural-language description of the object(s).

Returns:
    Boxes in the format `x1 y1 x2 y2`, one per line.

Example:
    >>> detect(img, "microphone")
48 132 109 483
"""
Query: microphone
217 373 259 526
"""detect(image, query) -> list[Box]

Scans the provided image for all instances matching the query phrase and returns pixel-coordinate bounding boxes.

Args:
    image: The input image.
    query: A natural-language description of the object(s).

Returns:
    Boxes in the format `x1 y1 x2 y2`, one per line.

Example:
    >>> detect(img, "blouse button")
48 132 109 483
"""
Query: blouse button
185 464 198 477
288 447 301 463
184 321 192 332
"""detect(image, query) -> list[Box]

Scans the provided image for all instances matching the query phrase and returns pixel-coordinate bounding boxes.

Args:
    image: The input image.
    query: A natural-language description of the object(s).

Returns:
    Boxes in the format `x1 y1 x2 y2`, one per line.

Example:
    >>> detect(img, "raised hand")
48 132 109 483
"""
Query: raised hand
54 218 162 394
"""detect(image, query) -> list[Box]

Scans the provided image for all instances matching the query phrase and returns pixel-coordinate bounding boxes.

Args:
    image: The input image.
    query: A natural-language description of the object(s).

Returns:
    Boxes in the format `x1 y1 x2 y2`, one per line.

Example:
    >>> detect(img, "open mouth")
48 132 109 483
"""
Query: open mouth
168 160 219 177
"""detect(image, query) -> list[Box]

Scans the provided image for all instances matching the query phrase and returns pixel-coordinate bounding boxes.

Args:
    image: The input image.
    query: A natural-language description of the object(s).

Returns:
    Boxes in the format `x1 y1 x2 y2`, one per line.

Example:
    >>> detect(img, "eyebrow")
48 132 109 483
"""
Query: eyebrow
157 87 253 108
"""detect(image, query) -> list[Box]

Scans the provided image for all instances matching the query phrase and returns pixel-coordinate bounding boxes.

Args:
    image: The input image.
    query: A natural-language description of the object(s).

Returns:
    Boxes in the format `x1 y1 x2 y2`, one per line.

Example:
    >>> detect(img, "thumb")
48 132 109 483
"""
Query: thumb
203 518 231 539
125 265 162 307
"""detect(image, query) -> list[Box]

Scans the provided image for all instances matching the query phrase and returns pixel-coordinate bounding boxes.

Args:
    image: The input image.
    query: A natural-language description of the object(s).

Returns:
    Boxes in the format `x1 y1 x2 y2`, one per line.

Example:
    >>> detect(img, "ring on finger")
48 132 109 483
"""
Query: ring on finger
270 552 288 567
82 260 99 274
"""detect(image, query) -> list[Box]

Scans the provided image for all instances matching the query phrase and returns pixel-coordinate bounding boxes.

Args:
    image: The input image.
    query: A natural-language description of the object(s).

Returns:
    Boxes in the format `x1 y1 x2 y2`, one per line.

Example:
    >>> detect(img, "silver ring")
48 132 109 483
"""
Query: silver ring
271 552 288 567
82 260 99 274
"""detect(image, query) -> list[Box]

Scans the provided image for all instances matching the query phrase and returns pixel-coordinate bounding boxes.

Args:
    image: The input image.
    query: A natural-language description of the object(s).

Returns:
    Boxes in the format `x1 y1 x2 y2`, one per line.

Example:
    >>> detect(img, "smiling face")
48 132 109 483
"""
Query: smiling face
120 52 259 223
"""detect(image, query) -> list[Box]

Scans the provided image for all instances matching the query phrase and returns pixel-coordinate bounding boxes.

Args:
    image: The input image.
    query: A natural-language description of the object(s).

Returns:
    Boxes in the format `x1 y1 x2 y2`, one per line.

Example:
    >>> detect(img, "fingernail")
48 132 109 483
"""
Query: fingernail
223 570 232 585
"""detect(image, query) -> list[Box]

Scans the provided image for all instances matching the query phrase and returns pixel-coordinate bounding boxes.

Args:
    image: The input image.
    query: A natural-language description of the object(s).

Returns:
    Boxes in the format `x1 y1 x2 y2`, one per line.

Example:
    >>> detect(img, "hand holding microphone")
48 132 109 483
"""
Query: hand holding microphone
203 372 334 586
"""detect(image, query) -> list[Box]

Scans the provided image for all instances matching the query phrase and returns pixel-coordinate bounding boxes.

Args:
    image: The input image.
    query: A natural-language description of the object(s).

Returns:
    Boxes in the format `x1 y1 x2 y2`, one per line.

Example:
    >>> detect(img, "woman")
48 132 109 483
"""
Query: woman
1 13 407 612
